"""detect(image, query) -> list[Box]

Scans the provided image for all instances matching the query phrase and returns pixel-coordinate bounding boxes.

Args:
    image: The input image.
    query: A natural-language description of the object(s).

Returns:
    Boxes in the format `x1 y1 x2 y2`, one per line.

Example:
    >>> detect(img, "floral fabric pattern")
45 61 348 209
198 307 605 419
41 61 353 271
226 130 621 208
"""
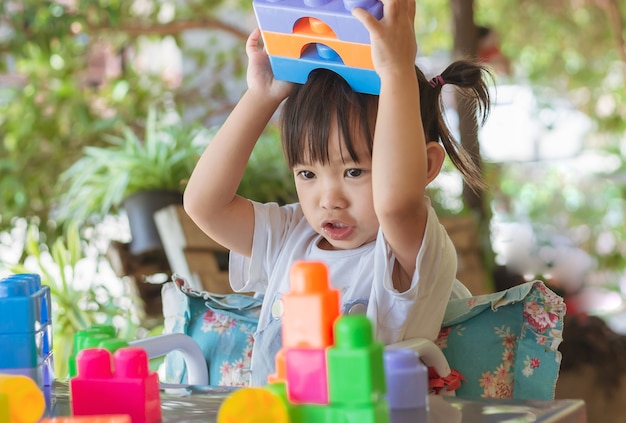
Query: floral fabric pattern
436 281 565 400
164 276 262 386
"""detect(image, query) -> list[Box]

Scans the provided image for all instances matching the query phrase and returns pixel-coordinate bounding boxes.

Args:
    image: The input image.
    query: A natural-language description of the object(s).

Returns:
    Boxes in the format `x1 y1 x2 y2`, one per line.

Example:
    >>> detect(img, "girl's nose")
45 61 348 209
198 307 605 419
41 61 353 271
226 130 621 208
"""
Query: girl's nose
320 184 348 210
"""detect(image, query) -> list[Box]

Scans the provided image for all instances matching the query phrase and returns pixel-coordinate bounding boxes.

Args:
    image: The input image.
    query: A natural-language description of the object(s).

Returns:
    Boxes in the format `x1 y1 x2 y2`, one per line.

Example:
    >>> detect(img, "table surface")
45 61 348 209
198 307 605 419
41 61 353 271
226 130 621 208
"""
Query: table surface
46 381 586 423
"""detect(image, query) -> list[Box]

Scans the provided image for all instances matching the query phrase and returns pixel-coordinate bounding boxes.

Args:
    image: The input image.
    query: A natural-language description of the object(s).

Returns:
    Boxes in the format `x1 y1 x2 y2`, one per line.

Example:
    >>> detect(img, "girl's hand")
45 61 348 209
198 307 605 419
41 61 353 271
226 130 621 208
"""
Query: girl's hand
246 28 293 102
351 0 417 78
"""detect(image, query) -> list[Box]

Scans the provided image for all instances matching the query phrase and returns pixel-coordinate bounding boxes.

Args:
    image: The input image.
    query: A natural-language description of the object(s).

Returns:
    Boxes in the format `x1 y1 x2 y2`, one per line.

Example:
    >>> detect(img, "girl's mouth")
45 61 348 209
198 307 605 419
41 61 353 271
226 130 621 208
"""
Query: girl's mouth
322 221 354 240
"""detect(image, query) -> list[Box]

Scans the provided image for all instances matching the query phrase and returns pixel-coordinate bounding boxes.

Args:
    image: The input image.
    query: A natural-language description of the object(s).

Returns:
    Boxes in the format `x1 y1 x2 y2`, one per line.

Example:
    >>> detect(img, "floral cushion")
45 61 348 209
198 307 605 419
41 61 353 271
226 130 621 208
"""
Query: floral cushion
163 276 262 387
435 281 565 400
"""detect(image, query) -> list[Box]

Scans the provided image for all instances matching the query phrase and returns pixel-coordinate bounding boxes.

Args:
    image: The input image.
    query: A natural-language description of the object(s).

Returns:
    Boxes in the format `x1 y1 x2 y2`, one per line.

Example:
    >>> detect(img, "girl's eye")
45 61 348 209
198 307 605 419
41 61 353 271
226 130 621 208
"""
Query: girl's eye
346 168 363 178
298 170 315 180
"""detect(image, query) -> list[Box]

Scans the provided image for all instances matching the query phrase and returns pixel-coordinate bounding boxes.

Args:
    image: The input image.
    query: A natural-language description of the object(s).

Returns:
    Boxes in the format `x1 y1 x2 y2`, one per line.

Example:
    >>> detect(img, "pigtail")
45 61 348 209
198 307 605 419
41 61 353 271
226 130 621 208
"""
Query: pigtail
417 60 493 192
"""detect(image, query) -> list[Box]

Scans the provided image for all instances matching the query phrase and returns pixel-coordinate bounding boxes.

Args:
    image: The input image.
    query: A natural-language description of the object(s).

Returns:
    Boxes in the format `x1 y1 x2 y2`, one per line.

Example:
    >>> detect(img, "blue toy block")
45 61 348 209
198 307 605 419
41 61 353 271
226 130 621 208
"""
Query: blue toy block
0 274 51 335
253 0 382 44
0 328 49 368
268 46 380 95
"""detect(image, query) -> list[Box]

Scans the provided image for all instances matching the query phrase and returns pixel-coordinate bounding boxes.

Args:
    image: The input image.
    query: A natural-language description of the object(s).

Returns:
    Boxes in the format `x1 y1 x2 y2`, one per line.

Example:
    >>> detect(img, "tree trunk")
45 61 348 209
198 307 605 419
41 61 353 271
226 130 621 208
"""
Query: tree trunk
451 0 494 293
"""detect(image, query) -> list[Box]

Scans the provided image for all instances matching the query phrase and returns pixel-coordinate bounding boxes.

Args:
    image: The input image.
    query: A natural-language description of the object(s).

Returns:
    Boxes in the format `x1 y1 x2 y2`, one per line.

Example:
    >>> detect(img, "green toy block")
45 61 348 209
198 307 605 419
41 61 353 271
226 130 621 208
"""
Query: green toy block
329 400 390 423
68 325 128 377
327 315 386 405
0 391 8 423
292 404 334 423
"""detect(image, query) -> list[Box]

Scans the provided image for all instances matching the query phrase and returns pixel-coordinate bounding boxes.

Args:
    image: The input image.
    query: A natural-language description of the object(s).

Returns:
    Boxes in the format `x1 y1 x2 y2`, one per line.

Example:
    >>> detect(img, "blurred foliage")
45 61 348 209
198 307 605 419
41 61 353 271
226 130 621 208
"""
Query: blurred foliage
0 0 625 294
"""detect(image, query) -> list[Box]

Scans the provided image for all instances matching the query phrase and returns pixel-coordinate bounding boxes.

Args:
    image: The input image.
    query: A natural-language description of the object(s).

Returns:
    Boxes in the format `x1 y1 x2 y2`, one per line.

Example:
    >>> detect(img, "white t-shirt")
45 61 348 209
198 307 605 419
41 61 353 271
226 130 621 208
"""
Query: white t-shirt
229 198 457 385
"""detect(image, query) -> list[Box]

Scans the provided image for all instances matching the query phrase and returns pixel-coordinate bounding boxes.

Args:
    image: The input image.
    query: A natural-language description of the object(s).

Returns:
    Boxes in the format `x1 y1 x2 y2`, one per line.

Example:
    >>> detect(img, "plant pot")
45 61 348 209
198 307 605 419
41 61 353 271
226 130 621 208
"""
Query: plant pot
123 189 183 256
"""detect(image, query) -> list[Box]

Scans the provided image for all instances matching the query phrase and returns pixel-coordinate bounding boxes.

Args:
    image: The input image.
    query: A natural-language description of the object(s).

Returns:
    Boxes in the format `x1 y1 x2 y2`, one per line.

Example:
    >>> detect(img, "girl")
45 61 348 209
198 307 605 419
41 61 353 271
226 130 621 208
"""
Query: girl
184 0 491 385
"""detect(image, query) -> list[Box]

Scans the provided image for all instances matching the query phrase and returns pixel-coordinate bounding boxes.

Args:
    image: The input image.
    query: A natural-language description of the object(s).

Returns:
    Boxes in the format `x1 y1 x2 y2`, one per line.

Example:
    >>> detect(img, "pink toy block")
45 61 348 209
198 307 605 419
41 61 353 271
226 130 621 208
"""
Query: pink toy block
285 348 328 404
70 347 161 423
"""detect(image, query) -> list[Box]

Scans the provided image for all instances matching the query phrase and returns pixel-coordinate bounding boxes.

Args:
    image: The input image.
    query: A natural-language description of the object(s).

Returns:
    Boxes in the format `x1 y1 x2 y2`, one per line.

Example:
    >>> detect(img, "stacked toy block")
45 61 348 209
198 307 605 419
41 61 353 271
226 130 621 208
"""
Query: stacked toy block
68 324 129 378
70 347 161 423
253 0 384 94
42 415 132 422
0 273 55 386
218 260 429 423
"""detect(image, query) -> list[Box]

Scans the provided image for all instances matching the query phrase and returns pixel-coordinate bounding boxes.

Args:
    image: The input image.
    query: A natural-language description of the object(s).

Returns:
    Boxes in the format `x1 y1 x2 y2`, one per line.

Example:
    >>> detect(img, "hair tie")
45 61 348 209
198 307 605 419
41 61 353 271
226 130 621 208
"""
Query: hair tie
429 75 446 88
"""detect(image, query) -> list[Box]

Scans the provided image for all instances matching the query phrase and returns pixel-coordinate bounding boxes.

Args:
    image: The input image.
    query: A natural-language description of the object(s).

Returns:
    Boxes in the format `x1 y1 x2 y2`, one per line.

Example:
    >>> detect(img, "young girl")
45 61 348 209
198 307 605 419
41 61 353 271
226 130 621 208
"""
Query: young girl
184 0 491 386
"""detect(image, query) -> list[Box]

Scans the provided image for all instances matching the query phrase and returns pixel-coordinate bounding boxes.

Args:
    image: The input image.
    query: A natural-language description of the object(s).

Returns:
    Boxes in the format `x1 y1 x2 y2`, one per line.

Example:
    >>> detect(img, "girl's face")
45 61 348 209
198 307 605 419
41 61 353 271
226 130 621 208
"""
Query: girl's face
293 123 379 251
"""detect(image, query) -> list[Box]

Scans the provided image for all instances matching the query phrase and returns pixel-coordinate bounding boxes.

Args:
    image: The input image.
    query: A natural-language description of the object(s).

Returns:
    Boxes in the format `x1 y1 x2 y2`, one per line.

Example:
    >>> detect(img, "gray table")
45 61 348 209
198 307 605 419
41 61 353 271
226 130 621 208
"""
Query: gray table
46 381 586 423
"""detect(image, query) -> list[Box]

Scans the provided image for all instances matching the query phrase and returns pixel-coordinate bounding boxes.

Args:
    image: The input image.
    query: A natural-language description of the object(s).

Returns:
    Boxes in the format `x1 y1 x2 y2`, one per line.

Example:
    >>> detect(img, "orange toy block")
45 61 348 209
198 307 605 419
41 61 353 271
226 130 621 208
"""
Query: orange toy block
267 348 287 384
261 17 374 70
282 261 340 349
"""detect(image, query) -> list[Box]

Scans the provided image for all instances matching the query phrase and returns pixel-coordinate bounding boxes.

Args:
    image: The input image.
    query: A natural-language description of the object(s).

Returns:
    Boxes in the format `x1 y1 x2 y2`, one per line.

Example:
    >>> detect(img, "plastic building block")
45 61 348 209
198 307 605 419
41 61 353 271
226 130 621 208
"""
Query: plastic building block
285 348 328 404
68 325 128 377
0 374 46 423
0 391 9 423
253 0 382 44
268 348 287 384
70 347 161 423
383 349 428 423
327 315 386 405
268 50 380 95
282 260 340 349
41 416 132 423
261 23 374 69
0 274 51 335
253 0 383 94
217 387 290 423
0 274 54 387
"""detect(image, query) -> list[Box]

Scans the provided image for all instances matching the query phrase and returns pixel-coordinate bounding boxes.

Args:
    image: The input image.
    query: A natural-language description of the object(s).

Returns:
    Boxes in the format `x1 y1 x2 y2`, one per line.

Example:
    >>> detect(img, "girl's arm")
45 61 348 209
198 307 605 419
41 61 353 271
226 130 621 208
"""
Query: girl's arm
183 29 293 257
354 0 443 290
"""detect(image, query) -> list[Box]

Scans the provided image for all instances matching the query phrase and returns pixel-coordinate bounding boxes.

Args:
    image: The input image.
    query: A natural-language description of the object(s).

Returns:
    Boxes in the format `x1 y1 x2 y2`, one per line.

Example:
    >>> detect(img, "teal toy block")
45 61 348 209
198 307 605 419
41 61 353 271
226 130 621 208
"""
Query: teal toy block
68 325 128 378
327 315 386 405
268 46 380 95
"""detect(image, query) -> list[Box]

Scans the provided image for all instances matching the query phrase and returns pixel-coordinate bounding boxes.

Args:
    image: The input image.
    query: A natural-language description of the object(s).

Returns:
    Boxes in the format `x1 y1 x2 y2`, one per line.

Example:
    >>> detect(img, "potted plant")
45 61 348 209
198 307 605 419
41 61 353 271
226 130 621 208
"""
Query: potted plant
55 106 210 256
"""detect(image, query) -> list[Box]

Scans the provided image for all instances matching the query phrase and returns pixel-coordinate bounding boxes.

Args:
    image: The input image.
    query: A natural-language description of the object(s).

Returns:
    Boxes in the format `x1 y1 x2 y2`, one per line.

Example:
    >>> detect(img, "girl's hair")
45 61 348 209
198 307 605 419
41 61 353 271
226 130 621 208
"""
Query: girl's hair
280 61 492 191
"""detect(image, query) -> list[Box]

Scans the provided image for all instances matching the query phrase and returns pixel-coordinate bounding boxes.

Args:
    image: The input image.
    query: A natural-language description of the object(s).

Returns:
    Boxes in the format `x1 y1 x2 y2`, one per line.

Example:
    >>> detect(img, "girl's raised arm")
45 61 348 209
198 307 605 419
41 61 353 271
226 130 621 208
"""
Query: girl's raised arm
353 0 444 289
183 29 292 257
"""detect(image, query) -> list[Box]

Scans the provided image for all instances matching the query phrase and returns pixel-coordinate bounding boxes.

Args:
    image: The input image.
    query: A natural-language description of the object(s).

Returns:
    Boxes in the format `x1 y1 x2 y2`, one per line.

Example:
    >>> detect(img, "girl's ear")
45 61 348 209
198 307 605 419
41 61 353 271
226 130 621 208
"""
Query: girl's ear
425 142 446 186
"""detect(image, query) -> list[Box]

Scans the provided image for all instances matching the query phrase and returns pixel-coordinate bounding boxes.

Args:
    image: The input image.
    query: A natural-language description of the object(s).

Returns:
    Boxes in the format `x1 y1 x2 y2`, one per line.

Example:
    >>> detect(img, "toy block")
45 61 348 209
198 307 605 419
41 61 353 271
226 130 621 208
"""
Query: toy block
41 416 132 423
0 391 9 423
285 348 328 404
68 325 128 377
70 347 161 423
268 50 380 95
328 400 389 423
267 348 287 384
0 273 51 334
282 261 340 349
0 330 47 368
253 0 382 44
0 374 46 423
383 349 428 423
327 315 386 405
217 386 290 423
261 21 374 69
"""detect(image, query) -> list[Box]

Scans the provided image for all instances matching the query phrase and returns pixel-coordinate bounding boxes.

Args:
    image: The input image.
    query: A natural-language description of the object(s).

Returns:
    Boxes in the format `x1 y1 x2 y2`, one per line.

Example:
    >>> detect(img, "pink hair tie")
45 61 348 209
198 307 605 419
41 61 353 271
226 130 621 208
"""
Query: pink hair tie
429 75 446 88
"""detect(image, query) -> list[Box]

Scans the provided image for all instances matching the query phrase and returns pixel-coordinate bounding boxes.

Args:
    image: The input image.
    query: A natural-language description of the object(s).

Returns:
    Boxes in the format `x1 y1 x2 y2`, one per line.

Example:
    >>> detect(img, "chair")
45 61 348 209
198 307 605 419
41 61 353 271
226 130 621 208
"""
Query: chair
393 280 566 400
158 277 565 400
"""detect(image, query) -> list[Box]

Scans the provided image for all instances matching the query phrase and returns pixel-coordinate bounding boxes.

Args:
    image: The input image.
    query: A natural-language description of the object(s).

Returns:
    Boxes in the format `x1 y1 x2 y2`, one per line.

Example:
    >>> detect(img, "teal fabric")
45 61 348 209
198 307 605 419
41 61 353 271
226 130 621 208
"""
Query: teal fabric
164 277 262 386
436 281 565 400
